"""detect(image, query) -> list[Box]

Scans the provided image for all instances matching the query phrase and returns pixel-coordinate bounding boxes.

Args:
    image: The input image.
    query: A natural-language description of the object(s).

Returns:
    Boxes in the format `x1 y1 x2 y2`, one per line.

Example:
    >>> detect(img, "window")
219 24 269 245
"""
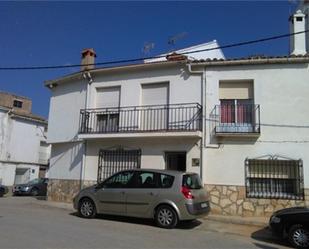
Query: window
182 174 203 190
97 149 141 182
220 99 254 124
13 100 23 108
245 158 304 200
96 113 119 132
102 171 134 188
296 16 303 22
134 172 156 188
159 174 174 188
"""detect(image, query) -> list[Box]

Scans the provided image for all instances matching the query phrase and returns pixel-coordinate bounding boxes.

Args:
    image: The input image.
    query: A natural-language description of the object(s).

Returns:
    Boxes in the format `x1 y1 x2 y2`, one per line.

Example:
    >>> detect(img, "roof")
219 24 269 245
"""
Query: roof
0 91 31 101
0 105 47 125
190 54 309 66
45 54 309 88
10 110 47 125
45 60 186 87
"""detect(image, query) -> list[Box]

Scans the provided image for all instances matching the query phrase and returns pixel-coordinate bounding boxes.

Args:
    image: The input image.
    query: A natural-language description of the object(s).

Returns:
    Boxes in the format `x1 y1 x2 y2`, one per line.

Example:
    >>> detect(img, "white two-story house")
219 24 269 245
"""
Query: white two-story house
46 4 309 216
0 92 50 189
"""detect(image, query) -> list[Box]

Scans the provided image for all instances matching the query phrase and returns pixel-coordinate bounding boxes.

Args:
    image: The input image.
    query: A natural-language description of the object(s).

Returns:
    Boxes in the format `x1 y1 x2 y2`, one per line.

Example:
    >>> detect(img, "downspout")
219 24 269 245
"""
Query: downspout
186 63 205 181
80 71 93 190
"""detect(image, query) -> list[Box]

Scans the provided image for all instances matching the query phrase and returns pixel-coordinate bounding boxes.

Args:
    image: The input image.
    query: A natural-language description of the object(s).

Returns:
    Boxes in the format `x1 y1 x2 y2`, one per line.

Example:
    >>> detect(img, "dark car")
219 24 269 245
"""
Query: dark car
0 185 8 197
269 207 309 248
13 178 49 196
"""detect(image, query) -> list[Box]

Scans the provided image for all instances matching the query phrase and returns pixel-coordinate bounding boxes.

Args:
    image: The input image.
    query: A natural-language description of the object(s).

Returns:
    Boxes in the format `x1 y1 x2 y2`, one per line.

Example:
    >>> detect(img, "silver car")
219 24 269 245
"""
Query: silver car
73 169 210 228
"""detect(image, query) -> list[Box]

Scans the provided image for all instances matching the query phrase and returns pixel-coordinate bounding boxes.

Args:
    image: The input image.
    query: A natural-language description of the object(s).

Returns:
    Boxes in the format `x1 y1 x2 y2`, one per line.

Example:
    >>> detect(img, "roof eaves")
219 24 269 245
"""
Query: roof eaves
190 54 309 66
44 60 185 87
10 112 47 125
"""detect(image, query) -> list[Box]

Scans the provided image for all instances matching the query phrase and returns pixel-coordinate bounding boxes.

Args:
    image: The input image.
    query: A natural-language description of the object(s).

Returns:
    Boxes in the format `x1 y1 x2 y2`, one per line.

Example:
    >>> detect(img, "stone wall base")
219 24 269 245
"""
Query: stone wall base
206 184 309 217
47 179 96 203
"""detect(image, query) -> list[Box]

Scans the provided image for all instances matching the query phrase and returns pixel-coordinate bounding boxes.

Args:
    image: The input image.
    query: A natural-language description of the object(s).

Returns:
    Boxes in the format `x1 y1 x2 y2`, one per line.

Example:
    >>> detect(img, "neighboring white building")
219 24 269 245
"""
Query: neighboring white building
45 5 309 216
0 92 50 188
144 40 225 63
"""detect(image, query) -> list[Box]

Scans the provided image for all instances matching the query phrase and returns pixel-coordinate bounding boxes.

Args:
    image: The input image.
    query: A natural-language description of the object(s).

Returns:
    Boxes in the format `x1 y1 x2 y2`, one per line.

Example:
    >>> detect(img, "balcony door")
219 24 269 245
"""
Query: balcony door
218 80 255 133
96 87 120 133
141 83 169 131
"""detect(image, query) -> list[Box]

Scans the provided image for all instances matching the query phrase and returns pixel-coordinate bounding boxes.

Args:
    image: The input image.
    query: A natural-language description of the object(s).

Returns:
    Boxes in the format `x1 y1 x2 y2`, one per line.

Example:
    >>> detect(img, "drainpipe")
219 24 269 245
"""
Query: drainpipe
80 71 93 190
186 64 205 181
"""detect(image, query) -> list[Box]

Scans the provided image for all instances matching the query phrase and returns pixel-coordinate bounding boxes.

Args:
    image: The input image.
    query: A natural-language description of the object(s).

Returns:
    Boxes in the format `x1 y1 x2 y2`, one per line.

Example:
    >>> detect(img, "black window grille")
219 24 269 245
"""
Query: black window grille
245 158 304 200
97 149 141 182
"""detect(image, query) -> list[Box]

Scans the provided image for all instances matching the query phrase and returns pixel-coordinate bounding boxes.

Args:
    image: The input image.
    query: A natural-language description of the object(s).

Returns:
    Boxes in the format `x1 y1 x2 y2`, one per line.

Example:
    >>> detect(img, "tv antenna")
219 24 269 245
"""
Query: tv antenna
168 32 188 51
142 42 155 55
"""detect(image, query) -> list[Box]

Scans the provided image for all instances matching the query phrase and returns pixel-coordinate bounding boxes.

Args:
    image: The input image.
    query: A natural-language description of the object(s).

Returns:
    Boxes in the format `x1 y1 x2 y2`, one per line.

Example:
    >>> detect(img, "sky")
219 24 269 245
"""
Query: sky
0 1 300 118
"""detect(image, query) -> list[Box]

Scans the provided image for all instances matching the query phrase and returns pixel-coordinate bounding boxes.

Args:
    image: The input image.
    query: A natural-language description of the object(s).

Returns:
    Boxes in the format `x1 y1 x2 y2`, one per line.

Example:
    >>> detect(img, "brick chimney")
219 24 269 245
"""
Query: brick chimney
81 48 96 71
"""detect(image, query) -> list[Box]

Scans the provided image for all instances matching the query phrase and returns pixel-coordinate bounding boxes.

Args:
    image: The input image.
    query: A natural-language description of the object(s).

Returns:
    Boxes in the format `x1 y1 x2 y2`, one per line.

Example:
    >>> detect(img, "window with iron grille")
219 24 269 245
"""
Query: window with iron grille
245 158 304 200
97 149 141 183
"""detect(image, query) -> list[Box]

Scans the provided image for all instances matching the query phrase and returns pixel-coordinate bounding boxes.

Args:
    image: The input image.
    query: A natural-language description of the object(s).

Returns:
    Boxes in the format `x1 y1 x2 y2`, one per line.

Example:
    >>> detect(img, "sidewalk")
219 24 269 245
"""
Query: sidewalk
32 198 269 227
205 214 268 227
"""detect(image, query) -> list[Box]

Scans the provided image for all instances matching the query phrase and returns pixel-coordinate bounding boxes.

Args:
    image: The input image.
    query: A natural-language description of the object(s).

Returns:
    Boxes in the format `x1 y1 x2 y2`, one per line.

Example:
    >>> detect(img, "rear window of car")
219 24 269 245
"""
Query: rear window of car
182 174 203 189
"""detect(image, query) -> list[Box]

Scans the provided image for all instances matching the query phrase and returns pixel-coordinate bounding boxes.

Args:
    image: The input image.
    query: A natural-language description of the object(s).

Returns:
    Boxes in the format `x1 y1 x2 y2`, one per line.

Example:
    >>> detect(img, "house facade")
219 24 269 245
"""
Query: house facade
46 4 309 215
0 92 50 188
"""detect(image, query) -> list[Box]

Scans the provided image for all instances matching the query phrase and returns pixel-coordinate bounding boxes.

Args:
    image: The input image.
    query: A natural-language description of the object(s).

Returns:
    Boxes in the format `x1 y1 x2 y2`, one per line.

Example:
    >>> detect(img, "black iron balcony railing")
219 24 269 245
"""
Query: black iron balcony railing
211 104 260 134
79 103 202 134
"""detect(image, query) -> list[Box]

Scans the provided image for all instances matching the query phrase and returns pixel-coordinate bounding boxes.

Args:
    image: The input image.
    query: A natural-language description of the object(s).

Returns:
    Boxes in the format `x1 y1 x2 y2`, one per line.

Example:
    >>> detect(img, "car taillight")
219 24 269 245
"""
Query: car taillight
181 186 194 199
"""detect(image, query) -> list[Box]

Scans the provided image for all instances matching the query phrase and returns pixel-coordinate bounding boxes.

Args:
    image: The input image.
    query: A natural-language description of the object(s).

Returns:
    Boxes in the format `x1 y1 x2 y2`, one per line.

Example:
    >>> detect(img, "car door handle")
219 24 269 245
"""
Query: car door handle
149 192 154 196
121 191 125 195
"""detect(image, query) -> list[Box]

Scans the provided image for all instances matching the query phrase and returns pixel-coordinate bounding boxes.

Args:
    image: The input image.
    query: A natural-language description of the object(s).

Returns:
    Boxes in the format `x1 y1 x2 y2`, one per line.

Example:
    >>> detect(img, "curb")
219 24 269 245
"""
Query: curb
205 215 268 227
32 200 75 212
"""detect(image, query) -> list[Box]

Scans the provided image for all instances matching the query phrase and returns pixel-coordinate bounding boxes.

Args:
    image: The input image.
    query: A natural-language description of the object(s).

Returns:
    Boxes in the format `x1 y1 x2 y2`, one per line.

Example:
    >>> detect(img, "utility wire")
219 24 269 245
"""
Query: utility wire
0 30 308 71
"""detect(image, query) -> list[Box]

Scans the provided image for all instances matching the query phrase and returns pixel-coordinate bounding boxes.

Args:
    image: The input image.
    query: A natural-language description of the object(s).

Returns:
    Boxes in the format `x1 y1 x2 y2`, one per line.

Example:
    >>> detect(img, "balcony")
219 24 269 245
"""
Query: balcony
79 103 202 138
211 104 260 137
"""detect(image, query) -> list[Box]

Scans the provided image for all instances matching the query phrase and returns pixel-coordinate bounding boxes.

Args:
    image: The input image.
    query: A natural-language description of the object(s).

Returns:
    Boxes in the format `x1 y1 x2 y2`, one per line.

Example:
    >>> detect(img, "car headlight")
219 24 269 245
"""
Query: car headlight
270 215 281 223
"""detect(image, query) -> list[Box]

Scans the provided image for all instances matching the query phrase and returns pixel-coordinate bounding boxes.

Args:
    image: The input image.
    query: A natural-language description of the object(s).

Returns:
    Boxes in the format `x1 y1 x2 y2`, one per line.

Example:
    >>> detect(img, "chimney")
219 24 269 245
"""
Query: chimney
166 52 188 61
81 48 96 71
290 10 307 55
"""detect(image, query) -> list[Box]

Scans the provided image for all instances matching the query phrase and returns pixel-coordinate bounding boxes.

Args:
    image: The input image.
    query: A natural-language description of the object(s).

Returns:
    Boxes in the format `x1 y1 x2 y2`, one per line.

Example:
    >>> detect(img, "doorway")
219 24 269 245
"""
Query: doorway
165 152 186 172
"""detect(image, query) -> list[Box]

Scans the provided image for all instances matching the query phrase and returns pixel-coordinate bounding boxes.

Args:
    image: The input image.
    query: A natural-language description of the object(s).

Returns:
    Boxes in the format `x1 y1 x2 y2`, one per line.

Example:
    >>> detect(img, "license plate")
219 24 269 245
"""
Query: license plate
201 202 208 208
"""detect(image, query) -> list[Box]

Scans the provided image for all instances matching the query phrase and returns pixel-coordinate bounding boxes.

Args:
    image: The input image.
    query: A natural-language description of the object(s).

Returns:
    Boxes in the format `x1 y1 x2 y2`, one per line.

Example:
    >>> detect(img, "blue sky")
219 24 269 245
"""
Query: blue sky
0 1 299 118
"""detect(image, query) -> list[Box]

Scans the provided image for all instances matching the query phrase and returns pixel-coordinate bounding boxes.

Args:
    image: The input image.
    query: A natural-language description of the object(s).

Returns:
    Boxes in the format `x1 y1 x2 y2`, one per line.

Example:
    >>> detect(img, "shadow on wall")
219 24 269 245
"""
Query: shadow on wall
49 142 83 172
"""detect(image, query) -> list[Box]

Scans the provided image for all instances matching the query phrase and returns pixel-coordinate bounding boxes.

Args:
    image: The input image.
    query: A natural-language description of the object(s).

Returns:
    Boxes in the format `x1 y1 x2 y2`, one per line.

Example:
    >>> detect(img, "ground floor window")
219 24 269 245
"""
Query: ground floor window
97 148 141 182
245 157 304 200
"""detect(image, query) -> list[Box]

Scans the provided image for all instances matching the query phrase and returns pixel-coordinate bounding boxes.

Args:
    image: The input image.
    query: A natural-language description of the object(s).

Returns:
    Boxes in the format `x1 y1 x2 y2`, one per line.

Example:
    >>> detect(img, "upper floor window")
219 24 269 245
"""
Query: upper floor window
219 80 254 125
13 100 23 108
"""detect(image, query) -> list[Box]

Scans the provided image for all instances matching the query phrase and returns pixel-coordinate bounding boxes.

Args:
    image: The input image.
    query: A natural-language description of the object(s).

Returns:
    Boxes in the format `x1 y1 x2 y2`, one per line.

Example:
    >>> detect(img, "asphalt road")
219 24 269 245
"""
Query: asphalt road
0 197 290 249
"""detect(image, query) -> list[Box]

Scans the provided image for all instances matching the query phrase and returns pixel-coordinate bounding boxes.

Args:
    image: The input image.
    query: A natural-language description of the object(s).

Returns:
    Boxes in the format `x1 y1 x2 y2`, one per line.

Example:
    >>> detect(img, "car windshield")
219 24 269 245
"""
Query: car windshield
27 179 42 185
182 174 203 189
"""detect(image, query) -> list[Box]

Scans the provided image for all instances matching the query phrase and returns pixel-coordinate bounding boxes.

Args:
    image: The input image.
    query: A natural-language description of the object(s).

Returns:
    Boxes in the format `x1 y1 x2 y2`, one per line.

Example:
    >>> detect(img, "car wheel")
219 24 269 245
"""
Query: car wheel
31 188 39 196
155 205 178 229
288 224 309 249
78 198 96 218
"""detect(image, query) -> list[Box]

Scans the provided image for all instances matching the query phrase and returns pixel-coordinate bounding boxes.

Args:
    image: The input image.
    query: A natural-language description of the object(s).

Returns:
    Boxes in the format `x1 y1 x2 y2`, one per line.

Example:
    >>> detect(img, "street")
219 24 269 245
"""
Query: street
0 197 290 249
